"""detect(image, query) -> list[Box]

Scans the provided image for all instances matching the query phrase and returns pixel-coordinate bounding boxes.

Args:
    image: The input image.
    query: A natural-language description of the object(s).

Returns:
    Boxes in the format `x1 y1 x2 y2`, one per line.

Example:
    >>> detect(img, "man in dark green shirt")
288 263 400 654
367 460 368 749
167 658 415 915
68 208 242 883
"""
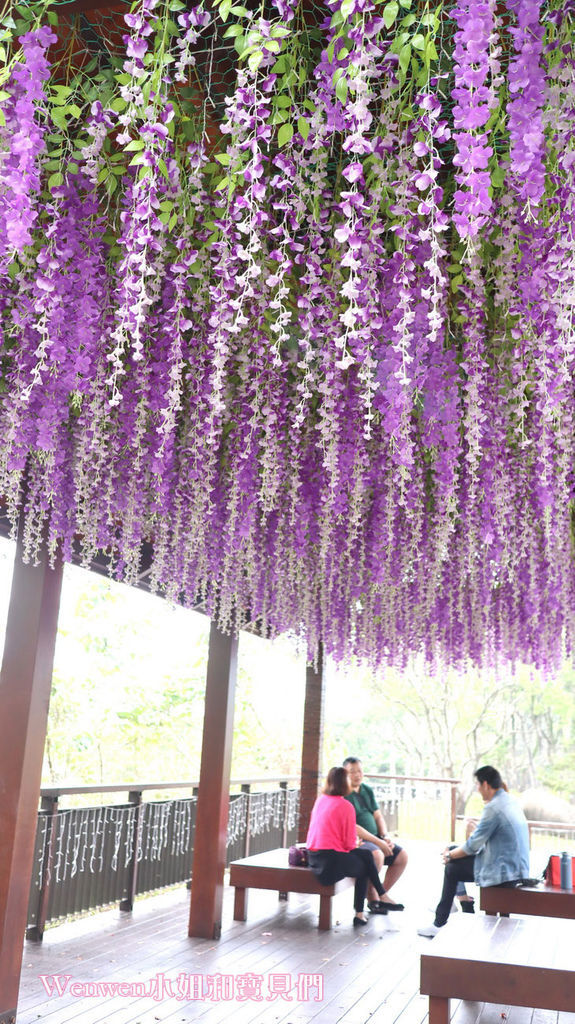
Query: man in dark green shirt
343 756 408 912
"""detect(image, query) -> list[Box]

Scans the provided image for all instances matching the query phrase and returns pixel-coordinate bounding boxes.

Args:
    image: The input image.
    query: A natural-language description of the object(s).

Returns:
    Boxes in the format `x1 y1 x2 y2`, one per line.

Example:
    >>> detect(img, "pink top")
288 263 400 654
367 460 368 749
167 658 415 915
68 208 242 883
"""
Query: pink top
306 794 357 852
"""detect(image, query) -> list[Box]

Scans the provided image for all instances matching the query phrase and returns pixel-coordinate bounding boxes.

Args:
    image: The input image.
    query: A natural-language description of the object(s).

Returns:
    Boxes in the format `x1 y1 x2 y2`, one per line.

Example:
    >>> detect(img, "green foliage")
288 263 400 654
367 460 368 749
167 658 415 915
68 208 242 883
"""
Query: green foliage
324 657 575 812
30 555 307 785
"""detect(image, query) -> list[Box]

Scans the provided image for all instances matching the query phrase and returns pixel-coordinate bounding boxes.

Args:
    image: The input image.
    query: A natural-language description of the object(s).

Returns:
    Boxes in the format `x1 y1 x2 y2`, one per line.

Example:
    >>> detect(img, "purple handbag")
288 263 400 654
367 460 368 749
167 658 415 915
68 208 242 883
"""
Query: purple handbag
288 844 309 867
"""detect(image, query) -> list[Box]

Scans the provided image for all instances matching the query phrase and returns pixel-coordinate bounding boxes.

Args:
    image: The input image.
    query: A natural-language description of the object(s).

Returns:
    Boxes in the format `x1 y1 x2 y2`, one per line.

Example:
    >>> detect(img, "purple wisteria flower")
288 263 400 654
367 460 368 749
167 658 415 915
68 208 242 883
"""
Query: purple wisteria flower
0 1 572 678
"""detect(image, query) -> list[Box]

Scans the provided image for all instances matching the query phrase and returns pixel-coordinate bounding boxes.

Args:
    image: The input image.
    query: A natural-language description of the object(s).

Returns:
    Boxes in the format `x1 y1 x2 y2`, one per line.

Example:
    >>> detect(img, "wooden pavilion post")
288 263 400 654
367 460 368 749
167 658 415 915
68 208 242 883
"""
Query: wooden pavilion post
188 620 238 940
0 532 63 1022
298 644 325 842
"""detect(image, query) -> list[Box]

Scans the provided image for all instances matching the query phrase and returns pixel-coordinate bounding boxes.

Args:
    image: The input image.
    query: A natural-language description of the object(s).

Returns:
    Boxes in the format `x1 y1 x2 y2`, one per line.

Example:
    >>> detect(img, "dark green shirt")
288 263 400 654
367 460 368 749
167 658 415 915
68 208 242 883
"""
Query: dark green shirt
345 783 379 835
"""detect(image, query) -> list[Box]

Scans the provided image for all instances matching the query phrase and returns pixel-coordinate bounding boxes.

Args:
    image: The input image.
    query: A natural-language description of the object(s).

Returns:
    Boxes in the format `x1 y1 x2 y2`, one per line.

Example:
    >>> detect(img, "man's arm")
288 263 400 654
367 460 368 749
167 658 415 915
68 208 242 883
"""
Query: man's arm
356 824 394 857
442 805 497 863
441 845 468 864
373 808 389 838
461 803 498 854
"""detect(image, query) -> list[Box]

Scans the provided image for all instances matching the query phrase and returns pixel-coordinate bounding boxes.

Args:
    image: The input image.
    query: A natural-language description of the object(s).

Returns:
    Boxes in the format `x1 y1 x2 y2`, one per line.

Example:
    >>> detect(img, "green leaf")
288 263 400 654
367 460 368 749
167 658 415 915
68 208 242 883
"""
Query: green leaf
278 122 293 147
215 175 230 192
123 139 145 151
248 50 264 71
383 2 399 28
341 0 355 17
50 86 73 105
219 0 232 21
51 109 68 130
48 172 64 191
298 115 310 141
399 43 411 74
336 75 348 104
491 165 506 188
274 94 292 108
411 33 425 50
230 5 251 15
215 152 231 165
223 24 243 37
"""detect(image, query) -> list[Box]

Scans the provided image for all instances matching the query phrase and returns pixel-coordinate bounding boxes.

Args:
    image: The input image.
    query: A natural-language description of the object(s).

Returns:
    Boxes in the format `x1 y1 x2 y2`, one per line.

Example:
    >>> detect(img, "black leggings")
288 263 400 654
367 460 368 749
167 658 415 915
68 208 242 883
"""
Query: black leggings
308 848 384 913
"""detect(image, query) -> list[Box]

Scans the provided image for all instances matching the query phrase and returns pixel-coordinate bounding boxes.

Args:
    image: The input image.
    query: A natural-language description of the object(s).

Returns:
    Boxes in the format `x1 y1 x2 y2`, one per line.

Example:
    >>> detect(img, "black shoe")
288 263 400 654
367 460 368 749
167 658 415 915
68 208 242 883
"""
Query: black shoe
384 902 405 912
367 900 389 915
353 916 369 927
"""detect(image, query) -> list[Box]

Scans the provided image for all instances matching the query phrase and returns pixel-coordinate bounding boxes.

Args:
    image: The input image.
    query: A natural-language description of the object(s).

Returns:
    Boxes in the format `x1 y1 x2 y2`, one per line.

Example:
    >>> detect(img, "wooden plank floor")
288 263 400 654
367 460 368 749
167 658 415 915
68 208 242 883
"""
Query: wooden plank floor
16 841 575 1024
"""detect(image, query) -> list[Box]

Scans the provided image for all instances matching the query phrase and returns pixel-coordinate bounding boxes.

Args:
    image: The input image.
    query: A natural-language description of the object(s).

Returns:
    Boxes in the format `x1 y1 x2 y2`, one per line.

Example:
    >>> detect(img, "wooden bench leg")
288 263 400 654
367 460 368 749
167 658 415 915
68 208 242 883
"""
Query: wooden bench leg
278 891 289 902
318 895 331 931
233 887 248 922
429 996 450 1024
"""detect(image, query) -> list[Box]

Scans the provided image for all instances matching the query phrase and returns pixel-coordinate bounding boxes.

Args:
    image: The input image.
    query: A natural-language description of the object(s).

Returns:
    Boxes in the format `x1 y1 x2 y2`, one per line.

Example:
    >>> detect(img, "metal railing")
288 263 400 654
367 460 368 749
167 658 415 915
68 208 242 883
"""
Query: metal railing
367 774 460 843
26 778 299 940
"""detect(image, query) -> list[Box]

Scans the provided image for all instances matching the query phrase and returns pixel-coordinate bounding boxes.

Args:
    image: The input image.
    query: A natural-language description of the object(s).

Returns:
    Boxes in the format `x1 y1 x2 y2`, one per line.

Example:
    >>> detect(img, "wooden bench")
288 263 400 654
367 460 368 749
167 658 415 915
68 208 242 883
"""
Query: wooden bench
420 914 575 1024
480 881 575 919
229 848 354 930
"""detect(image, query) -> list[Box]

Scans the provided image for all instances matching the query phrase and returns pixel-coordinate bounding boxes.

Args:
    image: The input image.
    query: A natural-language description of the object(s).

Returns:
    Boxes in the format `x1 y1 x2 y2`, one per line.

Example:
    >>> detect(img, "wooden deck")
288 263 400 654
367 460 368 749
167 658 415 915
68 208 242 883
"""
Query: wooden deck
16 841 575 1024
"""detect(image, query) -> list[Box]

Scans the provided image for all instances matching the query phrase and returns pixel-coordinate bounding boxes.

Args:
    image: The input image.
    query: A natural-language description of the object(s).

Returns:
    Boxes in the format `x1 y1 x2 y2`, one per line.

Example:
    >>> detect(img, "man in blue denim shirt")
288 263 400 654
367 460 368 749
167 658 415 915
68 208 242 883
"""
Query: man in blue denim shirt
418 765 530 937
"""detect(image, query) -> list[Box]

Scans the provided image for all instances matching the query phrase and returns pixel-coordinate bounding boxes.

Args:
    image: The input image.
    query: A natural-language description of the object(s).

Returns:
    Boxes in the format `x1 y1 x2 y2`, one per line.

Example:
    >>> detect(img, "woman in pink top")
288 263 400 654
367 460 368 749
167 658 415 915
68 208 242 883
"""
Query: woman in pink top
306 766 386 926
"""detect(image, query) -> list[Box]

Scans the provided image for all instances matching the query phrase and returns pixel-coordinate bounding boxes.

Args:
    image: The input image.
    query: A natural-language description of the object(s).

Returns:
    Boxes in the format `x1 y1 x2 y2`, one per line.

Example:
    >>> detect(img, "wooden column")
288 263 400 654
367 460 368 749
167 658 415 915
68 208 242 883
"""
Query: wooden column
298 645 325 842
0 534 63 1022
188 621 238 940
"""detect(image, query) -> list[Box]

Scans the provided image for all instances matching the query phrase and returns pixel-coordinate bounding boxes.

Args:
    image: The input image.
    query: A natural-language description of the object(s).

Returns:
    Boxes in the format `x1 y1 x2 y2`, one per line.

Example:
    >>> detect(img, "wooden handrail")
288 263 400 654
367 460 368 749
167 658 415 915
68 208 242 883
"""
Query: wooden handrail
39 776 300 798
366 774 461 785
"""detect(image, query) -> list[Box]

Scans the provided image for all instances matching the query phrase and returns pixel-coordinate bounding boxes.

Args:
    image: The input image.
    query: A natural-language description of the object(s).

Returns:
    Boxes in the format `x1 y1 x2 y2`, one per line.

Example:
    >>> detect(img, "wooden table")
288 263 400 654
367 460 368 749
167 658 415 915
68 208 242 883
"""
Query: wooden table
480 882 575 919
229 848 354 930
420 914 575 1024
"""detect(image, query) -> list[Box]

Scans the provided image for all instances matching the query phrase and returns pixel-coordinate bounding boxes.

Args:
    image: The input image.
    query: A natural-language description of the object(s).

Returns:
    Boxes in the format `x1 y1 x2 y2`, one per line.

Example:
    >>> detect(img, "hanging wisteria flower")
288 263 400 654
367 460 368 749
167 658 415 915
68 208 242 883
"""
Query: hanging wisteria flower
507 0 546 210
0 0 573 678
0 25 56 265
450 0 499 237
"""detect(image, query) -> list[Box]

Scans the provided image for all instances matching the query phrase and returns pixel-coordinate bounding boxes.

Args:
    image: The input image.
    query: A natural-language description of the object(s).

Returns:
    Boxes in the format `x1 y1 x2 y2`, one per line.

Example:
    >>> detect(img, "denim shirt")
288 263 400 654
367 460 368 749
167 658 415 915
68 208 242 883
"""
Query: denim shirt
462 788 530 886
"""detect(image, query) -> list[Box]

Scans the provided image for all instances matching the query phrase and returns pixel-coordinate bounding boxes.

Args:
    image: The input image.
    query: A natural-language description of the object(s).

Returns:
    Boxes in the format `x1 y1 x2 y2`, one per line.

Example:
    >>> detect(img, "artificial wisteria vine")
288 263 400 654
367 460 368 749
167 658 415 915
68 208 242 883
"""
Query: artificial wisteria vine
0 0 574 677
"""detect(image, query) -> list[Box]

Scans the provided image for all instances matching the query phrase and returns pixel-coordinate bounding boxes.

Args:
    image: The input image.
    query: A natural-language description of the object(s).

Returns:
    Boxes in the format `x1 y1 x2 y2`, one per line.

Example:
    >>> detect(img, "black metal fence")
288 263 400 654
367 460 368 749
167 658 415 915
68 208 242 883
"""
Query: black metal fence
26 779 299 940
26 772 462 939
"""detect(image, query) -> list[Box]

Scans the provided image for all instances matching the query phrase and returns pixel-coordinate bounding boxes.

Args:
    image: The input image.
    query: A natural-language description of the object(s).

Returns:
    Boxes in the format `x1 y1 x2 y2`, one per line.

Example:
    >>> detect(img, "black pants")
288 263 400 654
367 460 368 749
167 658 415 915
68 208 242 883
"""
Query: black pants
434 855 519 927
308 848 384 913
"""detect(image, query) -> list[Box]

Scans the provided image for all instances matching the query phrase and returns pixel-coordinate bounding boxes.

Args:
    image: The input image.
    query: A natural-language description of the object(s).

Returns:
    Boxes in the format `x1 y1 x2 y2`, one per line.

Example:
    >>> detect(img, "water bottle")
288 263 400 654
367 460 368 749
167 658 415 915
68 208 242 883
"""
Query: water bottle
560 852 572 890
